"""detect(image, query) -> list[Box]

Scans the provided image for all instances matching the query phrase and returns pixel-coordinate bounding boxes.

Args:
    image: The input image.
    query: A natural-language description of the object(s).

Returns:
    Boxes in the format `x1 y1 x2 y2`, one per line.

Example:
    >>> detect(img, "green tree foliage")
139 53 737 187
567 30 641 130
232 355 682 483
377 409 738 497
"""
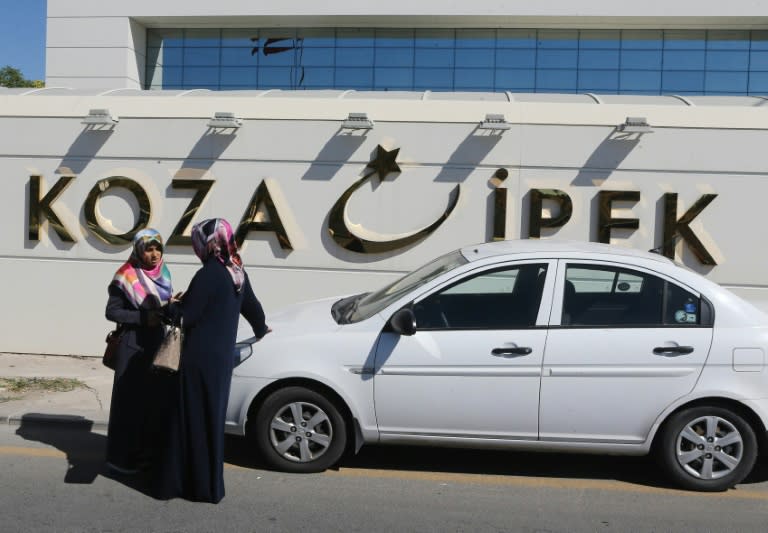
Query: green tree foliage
0 65 41 88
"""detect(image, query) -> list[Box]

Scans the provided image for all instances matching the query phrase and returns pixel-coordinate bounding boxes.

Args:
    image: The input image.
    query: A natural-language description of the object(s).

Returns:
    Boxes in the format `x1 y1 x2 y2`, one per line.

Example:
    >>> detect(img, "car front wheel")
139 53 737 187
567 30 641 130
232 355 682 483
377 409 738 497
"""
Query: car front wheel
658 406 758 491
252 386 347 473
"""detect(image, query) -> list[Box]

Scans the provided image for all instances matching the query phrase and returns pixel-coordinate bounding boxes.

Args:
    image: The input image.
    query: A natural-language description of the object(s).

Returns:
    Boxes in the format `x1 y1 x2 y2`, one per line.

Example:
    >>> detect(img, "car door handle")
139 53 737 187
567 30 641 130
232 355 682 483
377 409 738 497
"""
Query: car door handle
653 346 694 356
491 347 532 357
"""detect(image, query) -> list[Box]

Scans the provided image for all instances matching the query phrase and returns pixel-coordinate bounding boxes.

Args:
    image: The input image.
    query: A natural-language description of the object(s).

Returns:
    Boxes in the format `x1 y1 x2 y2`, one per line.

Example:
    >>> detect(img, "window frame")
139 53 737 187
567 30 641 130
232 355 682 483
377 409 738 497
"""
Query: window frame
409 260 555 331
551 260 714 329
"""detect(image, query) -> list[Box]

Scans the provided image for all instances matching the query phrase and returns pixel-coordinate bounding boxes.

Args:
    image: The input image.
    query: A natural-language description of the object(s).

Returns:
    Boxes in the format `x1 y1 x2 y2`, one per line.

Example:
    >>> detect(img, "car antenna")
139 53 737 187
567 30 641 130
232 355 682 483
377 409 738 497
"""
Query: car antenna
649 234 681 255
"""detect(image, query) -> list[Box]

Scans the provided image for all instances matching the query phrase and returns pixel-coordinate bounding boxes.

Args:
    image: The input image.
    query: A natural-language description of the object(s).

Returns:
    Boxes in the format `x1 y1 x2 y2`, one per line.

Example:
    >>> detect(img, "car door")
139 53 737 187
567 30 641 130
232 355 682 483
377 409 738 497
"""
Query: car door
373 260 554 441
539 260 714 443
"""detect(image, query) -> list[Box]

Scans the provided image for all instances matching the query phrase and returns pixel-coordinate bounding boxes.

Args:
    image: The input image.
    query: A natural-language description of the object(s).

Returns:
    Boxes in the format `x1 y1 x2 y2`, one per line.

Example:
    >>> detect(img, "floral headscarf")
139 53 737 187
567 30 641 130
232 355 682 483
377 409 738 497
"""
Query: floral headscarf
111 229 173 309
191 218 245 292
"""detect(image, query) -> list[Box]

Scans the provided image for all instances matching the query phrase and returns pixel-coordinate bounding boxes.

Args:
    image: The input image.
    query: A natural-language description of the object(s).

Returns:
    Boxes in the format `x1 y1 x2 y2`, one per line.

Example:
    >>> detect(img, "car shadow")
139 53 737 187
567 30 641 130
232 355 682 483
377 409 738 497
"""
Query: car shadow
222 434 768 490
13 414 153 496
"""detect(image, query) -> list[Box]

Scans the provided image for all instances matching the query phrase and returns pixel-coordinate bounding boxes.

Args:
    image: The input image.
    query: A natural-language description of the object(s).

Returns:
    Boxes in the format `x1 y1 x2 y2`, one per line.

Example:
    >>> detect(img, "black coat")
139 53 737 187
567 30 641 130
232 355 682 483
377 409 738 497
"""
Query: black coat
104 285 165 469
153 259 268 502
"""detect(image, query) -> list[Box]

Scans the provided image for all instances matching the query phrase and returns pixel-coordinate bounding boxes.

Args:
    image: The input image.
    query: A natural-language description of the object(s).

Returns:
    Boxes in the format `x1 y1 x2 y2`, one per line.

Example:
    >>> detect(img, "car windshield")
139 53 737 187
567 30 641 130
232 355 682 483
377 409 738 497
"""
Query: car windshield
345 250 468 323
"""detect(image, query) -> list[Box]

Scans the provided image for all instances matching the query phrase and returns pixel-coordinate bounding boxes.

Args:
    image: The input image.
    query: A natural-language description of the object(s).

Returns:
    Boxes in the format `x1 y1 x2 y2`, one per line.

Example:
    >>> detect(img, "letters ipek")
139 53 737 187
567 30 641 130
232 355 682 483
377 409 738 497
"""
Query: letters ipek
26 175 718 265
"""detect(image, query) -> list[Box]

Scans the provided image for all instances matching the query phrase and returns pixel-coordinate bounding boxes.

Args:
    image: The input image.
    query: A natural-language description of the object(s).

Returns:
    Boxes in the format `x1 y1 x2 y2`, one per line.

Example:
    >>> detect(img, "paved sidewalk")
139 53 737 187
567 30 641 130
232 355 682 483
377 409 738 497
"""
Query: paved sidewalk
0 353 112 429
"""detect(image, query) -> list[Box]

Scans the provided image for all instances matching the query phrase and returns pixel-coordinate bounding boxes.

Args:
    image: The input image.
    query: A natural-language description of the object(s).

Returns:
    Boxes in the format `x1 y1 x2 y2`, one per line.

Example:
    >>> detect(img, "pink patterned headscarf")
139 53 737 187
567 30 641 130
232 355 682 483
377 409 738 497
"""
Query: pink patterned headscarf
191 218 245 292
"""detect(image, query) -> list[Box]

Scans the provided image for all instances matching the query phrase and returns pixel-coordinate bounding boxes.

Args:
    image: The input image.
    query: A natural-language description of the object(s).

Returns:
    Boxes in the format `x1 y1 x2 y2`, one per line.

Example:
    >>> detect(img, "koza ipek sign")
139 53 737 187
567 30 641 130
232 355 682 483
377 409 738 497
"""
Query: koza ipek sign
27 145 718 265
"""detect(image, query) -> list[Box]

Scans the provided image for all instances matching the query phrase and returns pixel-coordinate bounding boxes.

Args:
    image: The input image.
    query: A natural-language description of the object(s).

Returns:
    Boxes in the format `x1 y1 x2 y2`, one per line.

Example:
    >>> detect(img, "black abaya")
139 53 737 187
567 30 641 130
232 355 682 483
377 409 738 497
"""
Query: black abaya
153 259 268 503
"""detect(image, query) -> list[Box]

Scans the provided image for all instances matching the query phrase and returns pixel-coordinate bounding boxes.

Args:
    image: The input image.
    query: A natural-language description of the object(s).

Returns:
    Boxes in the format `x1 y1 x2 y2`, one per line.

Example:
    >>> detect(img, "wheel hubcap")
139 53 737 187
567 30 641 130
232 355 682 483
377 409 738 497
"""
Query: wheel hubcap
675 415 743 480
269 401 333 463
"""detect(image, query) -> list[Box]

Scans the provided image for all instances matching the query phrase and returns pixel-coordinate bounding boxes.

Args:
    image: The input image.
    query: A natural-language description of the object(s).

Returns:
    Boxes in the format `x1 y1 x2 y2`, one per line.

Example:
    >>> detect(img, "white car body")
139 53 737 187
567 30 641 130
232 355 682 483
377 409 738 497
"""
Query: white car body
226 240 768 489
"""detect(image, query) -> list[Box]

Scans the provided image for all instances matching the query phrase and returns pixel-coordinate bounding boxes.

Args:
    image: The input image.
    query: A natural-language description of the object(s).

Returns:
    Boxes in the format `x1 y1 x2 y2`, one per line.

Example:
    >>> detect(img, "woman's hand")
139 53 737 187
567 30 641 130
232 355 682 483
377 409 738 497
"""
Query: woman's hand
171 291 184 303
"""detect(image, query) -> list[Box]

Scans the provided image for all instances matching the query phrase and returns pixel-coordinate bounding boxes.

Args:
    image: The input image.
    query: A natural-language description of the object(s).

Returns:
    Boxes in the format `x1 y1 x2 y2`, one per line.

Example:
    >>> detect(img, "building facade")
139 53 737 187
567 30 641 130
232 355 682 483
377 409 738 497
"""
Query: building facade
1 1 766 356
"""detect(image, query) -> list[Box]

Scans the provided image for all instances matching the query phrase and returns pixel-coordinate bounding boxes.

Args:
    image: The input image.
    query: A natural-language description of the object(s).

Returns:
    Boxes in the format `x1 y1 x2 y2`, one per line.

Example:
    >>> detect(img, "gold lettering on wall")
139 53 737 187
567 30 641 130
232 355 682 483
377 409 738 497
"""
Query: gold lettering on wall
662 193 718 266
28 175 76 242
235 180 293 250
83 177 151 245
597 190 640 243
491 168 508 241
528 189 572 238
167 179 215 246
328 145 460 253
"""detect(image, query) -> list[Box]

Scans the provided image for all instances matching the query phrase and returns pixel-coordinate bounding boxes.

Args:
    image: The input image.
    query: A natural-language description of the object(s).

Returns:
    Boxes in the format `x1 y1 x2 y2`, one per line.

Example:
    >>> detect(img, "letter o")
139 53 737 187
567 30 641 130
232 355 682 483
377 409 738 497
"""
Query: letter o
84 177 151 245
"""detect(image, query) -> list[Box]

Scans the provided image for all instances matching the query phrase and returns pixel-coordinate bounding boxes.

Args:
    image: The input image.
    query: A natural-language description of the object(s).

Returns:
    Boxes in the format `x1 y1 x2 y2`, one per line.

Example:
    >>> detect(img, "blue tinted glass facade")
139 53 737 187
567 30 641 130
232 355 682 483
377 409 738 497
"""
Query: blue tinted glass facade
145 28 768 94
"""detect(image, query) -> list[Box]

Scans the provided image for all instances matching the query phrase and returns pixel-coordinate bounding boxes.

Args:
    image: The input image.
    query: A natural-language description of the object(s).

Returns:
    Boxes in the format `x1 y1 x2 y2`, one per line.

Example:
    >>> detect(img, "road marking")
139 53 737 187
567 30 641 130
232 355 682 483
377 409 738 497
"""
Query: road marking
324 468 768 500
0 446 65 458
1 445 766 500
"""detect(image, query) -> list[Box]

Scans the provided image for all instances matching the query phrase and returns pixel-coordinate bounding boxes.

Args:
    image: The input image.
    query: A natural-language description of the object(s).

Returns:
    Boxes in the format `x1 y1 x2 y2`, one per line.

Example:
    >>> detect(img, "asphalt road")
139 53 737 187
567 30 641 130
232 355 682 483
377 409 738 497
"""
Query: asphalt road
1 423 767 532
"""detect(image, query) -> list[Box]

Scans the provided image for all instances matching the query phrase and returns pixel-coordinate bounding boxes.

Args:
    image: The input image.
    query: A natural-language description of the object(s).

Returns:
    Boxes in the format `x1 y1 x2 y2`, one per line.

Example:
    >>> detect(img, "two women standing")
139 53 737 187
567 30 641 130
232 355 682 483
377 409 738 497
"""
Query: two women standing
105 219 270 503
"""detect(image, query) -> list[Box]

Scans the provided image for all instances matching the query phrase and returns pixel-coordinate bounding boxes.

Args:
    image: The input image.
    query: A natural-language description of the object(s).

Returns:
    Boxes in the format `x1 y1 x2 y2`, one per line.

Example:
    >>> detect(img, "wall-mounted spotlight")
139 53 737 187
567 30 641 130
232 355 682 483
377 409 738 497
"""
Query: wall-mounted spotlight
207 111 243 129
618 116 653 133
479 113 511 131
341 112 374 130
82 108 119 126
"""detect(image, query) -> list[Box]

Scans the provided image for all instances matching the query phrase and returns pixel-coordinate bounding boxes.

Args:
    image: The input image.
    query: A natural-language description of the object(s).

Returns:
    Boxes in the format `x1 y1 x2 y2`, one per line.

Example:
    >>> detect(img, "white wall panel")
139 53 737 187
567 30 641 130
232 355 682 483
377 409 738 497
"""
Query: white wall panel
3 94 768 355
46 0 768 19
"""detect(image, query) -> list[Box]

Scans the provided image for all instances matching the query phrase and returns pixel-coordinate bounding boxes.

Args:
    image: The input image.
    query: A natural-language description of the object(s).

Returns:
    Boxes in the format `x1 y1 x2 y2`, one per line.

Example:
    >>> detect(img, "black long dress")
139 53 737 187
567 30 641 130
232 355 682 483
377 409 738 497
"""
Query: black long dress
104 286 165 471
153 258 268 503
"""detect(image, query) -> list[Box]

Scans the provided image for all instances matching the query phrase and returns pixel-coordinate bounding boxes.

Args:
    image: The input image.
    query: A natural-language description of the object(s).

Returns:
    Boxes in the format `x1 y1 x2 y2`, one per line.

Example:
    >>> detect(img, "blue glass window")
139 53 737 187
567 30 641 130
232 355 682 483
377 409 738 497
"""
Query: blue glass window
183 48 219 67
662 71 705 93
302 67 334 87
454 68 494 89
414 29 455 49
456 49 495 68
579 49 620 69
183 67 219 86
376 48 414 68
496 49 536 69
375 67 413 89
497 30 536 48
620 70 661 92
538 49 578 69
495 69 535 90
145 27 768 95
705 71 748 93
537 69 578 90
415 49 454 68
414 68 453 88
706 51 749 71
220 67 257 86
620 50 662 69
579 70 619 91
336 48 374 67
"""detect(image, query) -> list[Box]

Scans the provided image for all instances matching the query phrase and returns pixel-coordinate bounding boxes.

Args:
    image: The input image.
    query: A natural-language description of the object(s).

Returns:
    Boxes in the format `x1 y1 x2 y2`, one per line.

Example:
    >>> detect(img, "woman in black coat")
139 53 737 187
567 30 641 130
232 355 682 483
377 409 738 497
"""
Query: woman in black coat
105 228 173 474
153 218 269 503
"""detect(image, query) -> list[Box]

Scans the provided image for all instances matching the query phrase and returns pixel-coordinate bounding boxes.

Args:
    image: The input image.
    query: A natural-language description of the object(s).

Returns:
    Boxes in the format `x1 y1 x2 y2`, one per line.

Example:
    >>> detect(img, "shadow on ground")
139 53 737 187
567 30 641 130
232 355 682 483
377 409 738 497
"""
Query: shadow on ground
13 414 152 496
15 416 768 493
224 435 768 491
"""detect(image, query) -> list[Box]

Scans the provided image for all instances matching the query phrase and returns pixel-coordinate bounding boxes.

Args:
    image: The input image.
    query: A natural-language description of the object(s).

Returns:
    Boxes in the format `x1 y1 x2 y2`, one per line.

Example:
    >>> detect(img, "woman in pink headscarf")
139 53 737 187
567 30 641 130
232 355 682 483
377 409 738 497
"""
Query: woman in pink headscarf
153 218 269 503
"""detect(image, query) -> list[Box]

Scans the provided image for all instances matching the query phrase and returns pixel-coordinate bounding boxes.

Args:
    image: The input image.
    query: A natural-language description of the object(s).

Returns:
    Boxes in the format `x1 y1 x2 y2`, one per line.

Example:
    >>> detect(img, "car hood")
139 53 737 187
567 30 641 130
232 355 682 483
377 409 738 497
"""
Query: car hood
236 295 343 342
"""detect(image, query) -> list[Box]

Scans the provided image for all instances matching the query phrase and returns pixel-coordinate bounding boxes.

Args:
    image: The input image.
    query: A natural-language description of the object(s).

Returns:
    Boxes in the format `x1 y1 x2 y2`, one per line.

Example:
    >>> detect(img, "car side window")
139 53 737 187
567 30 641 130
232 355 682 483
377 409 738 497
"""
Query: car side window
562 264 704 327
413 263 548 330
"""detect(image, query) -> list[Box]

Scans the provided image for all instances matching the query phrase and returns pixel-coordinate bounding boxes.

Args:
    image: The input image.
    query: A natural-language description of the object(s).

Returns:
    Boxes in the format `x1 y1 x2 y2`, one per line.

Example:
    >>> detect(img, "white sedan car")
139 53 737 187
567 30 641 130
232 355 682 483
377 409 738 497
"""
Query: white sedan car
227 240 768 491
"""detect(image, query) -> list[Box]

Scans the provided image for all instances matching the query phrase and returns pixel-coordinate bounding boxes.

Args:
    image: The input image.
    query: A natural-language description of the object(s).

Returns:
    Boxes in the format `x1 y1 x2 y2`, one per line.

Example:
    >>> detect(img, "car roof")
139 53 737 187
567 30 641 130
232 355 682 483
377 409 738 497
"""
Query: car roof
460 239 674 264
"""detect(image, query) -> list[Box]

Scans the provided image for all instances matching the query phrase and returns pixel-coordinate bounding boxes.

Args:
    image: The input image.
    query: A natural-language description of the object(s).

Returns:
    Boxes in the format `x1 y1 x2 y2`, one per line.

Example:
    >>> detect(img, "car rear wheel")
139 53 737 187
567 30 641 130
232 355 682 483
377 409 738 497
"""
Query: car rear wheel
252 386 347 473
658 406 757 491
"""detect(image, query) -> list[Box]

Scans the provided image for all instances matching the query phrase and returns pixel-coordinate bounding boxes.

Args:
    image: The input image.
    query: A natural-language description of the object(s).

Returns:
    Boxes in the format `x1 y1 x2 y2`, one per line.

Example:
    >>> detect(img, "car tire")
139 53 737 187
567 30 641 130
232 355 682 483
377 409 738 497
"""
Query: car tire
252 386 347 473
657 406 757 491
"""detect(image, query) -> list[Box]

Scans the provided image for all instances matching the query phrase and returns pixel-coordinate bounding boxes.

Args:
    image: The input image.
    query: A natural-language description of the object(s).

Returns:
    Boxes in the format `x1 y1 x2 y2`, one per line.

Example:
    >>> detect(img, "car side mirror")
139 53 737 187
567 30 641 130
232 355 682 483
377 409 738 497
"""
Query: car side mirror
389 308 416 336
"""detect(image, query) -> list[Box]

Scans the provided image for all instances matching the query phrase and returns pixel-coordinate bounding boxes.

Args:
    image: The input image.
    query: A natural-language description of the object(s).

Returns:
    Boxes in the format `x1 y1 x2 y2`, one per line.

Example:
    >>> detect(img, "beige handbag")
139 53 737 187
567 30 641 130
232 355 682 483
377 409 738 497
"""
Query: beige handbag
152 324 182 373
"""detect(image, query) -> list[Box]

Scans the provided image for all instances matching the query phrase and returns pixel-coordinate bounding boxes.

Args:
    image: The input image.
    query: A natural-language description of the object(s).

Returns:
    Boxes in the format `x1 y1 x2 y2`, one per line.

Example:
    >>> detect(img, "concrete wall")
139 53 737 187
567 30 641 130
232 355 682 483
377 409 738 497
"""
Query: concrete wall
2 91 767 355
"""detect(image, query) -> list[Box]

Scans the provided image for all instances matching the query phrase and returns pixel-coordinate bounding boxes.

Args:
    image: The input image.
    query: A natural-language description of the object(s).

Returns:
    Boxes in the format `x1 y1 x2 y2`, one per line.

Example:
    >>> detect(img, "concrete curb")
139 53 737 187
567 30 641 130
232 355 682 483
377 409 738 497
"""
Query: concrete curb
1 412 109 430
